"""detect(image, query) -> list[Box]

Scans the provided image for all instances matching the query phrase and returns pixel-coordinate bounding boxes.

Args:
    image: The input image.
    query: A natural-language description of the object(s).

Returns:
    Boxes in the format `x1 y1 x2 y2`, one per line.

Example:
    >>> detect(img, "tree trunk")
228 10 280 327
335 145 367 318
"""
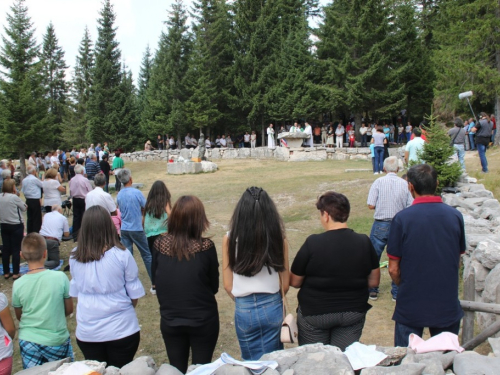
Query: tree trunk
18 150 27 179
262 118 266 147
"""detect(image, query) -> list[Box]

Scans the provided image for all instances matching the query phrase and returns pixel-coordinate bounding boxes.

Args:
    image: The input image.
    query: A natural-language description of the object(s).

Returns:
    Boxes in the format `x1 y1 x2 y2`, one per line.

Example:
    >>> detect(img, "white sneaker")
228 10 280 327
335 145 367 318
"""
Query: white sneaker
374 172 379 175
150 287 156 295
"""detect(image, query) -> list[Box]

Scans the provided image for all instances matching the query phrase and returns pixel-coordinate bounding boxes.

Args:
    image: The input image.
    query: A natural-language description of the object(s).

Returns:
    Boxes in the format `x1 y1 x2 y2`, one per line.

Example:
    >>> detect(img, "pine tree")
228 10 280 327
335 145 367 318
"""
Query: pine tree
64 27 94 147
143 0 191 142
0 0 50 175
185 0 234 135
41 22 68 147
418 113 462 192
86 0 122 146
138 44 152 110
315 0 404 136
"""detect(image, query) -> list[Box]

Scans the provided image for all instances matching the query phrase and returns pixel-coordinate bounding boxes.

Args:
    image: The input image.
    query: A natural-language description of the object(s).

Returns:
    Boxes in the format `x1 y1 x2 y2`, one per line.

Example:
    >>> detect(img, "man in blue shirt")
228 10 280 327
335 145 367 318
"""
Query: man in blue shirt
117 169 153 293
387 164 465 347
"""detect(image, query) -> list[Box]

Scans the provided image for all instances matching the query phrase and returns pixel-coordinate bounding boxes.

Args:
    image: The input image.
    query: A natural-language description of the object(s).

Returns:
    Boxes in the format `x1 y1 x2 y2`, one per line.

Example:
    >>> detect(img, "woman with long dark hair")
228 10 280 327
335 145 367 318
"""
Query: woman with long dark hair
153 196 219 373
143 180 172 294
223 187 289 360
69 206 145 368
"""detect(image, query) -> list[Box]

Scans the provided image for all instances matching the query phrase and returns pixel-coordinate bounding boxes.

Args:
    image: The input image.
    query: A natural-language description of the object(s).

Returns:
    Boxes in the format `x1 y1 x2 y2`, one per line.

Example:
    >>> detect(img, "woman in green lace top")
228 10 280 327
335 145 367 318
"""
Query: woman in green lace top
143 180 172 294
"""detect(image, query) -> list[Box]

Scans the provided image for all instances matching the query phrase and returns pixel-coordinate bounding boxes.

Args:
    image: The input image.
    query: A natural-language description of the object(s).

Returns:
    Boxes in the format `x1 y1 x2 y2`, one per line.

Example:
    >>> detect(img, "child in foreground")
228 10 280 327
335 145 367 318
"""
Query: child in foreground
12 233 74 369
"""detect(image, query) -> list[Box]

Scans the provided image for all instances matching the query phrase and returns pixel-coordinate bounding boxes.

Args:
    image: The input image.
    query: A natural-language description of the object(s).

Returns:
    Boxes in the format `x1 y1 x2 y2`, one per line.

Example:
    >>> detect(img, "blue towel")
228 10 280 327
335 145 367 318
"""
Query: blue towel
0 260 64 275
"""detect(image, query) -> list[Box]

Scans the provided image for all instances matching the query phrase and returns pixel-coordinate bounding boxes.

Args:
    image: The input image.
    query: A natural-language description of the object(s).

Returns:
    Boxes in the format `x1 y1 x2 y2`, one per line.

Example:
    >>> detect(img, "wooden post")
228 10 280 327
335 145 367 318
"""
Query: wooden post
463 319 500 350
462 273 475 344
461 301 500 314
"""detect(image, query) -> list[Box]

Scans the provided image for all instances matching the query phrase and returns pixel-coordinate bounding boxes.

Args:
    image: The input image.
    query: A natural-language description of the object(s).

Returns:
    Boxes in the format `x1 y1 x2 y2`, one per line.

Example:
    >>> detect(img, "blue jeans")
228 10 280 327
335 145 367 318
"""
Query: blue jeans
361 134 367 147
468 134 476 150
234 292 283 360
406 133 411 143
453 144 465 170
394 320 461 347
369 220 397 298
477 143 488 172
374 147 384 173
121 230 152 282
493 128 497 143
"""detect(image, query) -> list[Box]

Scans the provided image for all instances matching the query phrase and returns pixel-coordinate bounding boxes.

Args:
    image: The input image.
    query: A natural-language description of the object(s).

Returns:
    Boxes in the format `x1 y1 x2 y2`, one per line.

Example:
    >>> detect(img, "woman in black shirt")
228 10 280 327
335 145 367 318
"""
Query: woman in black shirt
99 154 111 192
153 195 219 374
290 192 380 350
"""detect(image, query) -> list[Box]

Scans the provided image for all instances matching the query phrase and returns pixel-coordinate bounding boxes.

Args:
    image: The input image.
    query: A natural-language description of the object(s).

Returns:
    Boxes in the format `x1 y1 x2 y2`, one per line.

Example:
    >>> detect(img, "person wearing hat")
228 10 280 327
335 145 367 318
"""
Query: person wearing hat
448 117 467 172
144 140 154 151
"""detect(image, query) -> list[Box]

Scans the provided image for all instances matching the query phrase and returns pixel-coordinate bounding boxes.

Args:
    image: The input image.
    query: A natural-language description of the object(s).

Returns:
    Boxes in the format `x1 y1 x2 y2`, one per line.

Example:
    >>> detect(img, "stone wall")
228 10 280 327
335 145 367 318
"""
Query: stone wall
442 178 500 333
119 146 382 163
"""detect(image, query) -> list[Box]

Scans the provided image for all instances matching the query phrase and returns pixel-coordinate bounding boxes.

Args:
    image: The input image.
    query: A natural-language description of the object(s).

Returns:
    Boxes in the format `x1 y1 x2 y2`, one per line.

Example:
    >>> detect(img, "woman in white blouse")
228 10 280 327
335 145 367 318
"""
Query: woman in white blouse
267 124 275 148
70 206 145 368
42 169 65 213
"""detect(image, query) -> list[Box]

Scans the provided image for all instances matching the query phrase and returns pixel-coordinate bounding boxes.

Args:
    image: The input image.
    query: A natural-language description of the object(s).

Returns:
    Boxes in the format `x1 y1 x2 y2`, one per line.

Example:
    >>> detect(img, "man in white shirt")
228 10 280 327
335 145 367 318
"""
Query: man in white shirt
85 174 117 215
303 122 314 147
335 123 345 148
40 204 70 269
50 151 60 168
220 135 227 147
405 128 426 164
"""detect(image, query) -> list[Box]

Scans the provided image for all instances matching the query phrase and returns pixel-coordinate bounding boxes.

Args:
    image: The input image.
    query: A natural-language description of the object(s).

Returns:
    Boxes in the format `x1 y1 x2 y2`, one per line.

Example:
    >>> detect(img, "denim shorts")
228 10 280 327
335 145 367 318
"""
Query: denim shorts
234 292 283 360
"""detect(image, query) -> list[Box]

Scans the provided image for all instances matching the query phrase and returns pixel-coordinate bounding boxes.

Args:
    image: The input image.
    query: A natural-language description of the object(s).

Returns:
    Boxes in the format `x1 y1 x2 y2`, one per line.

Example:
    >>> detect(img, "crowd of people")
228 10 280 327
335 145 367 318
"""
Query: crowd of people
0 145 470 374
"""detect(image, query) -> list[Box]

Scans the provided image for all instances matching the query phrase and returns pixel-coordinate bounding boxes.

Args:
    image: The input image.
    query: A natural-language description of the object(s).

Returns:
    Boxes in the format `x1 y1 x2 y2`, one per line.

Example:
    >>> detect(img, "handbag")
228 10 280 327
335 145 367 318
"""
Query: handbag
279 274 298 344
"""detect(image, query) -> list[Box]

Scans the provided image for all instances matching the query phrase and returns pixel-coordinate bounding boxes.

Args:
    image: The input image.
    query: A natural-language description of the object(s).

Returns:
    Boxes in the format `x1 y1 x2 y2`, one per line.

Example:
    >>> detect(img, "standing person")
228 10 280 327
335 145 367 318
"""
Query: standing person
68 157 76 180
68 165 92 241
345 122 353 144
99 154 111 192
397 123 405 144
70 206 145 368
369 142 376 173
360 123 368 147
157 134 164 150
169 136 176 150
471 112 493 173
39 205 70 269
348 127 356 148
267 124 275 148
321 123 328 146
326 125 334 148
335 123 344 148
371 128 387 174
116 169 154 290
367 156 413 301
222 187 289 360
13 233 73 369
42 168 65 213
448 117 467 172
388 164 464 347
21 165 43 234
404 128 425 165
85 174 116 214
143 181 172 295
85 153 101 183
244 132 250 148
28 152 37 169
250 131 257 148
0 292 15 374
304 122 314 147
0 180 26 280
220 135 227 148
366 123 373 144
153 196 219 373
313 125 321 145
111 151 124 192
290 192 380 350
405 122 412 143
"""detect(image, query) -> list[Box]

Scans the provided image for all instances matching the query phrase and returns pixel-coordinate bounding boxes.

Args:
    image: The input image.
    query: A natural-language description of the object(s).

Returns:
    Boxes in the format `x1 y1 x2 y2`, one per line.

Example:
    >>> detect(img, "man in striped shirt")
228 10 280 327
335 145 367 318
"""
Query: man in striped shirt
367 156 413 301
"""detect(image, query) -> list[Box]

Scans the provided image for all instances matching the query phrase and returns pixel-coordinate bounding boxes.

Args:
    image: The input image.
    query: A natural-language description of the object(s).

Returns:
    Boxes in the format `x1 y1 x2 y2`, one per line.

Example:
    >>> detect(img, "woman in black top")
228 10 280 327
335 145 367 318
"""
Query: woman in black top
153 195 219 374
290 192 380 350
99 154 111 192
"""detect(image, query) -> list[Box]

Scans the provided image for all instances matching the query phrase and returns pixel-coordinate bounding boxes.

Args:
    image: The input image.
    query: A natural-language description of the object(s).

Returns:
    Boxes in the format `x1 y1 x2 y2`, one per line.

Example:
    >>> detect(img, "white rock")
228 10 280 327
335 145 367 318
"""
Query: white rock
155 364 184 375
453 351 500 375
121 356 157 375
474 240 500 269
104 366 121 375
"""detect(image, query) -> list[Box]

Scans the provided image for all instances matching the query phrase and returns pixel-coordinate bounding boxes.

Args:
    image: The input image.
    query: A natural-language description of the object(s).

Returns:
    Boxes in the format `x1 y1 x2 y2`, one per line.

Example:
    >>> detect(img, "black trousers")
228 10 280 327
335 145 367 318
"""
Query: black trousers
72 197 86 241
26 198 42 233
77 331 140 369
161 315 219 374
115 175 121 192
0 223 23 275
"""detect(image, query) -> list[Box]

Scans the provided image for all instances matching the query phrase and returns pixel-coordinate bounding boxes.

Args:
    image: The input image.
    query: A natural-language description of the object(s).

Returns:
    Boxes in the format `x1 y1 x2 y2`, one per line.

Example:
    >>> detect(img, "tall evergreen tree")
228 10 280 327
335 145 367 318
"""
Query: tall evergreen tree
432 0 500 137
143 0 191 142
41 21 68 146
64 26 94 147
315 0 404 136
86 0 122 146
137 44 152 138
0 0 50 175
185 0 234 135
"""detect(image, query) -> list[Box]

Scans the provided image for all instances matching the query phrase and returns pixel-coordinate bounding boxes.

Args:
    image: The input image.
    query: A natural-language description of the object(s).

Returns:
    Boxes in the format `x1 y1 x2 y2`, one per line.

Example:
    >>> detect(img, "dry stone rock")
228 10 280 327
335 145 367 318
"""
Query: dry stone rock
281 370 294 375
180 149 192 159
155 364 184 375
121 356 157 375
461 190 494 199
104 367 121 375
488 337 500 357
274 147 290 161
359 364 425 375
16 358 71 375
261 369 280 375
213 364 252 375
453 351 500 375
289 149 327 161
222 149 239 159
473 240 500 269
375 346 407 366
467 184 486 192
50 361 107 375
463 197 489 206
200 161 218 173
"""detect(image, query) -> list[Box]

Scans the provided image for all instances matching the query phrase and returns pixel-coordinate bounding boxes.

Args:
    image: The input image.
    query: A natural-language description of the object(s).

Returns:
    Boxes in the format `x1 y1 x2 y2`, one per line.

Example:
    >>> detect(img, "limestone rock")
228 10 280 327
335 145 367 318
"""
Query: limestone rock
402 352 446 375
359 363 426 375
120 356 157 375
222 149 239 159
282 370 294 375
167 162 203 175
104 367 121 375
375 346 407 366
467 184 486 192
289 149 327 162
461 190 494 199
274 147 290 161
213 364 252 375
483 199 500 210
488 337 500 357
262 369 280 375
463 197 489 206
453 351 500 375
50 361 107 375
210 150 222 159
474 240 500 269
179 149 192 159
463 259 490 292
155 364 184 375
200 161 218 173
238 148 251 158
16 358 71 375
